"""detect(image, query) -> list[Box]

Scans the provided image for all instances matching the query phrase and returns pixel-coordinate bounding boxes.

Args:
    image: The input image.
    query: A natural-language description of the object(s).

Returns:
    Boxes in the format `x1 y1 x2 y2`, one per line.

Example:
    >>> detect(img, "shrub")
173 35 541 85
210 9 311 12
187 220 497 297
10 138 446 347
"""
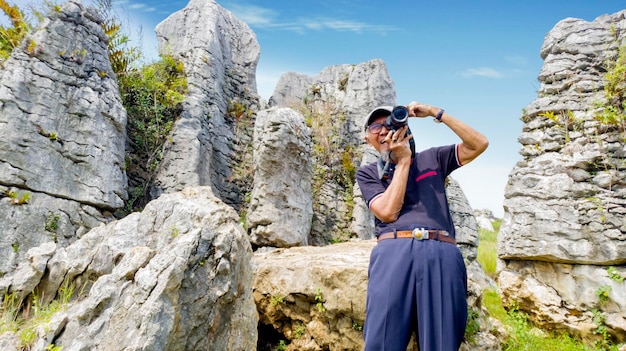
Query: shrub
118 54 187 214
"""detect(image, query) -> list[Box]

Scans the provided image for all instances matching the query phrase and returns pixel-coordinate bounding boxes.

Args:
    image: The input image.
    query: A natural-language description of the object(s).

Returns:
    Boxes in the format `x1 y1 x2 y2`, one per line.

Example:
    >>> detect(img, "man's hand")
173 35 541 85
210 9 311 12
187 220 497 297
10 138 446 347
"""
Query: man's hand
407 102 438 118
386 126 412 163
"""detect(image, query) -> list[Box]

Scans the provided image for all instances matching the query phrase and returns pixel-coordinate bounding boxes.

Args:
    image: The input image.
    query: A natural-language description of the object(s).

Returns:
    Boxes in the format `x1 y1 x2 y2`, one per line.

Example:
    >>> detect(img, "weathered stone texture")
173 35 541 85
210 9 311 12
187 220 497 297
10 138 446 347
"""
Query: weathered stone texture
269 59 395 244
0 0 124 276
152 0 262 208
6 187 258 351
248 107 312 247
0 0 127 209
498 10 626 341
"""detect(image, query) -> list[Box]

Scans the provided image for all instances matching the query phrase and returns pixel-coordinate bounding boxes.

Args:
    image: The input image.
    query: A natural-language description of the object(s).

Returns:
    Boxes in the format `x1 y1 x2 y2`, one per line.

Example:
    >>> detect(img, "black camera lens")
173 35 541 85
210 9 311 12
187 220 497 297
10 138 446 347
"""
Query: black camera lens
388 106 409 128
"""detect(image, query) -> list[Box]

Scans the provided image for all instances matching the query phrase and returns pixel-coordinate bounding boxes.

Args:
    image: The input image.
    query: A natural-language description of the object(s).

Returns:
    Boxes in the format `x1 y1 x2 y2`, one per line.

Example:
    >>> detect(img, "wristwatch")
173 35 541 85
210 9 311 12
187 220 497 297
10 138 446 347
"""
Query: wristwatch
434 109 444 123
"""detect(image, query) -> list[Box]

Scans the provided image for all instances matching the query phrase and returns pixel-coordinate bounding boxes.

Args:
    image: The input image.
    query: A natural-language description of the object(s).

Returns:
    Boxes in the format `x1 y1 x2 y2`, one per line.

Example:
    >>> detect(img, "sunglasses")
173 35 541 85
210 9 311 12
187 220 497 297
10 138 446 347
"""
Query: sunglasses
367 123 390 135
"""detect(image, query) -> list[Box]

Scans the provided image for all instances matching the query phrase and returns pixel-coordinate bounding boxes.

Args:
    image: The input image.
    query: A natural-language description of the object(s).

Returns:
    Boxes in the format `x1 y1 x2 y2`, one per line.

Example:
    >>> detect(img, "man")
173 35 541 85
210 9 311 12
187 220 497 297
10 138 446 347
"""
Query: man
356 102 488 351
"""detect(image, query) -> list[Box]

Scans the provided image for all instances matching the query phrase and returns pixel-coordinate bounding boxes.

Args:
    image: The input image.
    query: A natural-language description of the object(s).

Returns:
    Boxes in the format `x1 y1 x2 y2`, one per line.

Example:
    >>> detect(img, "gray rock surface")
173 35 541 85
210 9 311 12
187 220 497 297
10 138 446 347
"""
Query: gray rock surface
0 0 127 209
152 0 262 208
5 187 257 351
248 107 312 247
498 10 626 341
269 59 395 244
0 0 123 277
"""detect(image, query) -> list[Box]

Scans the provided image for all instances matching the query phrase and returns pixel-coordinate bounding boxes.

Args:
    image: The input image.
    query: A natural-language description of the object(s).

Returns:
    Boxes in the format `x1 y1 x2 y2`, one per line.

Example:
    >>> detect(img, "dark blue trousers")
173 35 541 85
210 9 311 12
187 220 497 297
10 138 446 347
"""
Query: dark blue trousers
363 238 468 351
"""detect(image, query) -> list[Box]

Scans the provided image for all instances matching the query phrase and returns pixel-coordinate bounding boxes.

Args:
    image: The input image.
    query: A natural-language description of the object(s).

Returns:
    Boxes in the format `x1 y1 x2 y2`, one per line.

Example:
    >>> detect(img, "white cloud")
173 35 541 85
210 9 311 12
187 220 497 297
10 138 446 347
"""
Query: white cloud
225 3 396 34
227 4 278 26
299 18 395 33
128 3 156 12
461 67 505 79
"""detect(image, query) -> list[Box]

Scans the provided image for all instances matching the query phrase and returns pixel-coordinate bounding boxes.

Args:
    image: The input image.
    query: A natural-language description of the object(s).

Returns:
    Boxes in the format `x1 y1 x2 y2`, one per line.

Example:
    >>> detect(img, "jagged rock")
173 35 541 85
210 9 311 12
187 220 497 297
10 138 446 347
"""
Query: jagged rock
0 0 127 208
247 107 312 247
7 187 257 351
498 10 626 341
152 0 262 208
269 59 395 244
499 261 626 341
0 0 123 277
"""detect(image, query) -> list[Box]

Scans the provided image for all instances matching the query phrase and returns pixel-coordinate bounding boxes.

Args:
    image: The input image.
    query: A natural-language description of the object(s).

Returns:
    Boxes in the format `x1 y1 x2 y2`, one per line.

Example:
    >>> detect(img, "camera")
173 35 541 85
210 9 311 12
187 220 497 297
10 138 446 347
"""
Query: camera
376 105 416 179
386 106 410 131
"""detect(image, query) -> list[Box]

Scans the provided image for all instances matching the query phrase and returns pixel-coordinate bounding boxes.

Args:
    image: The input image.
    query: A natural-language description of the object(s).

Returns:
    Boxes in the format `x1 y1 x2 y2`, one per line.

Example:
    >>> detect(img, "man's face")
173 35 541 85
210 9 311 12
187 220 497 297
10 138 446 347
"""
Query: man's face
365 115 391 152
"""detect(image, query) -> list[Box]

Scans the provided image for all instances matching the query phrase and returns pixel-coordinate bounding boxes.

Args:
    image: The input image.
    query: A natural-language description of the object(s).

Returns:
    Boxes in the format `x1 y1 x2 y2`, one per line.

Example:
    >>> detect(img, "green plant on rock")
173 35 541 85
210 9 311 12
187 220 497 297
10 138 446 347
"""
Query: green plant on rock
276 339 287 351
607 266 624 283
538 110 580 143
591 309 618 351
595 30 626 136
45 213 60 232
293 323 306 339
270 295 283 307
227 99 256 218
118 54 187 215
314 287 325 313
464 307 480 344
7 190 30 205
0 281 76 350
595 285 611 306
0 0 32 64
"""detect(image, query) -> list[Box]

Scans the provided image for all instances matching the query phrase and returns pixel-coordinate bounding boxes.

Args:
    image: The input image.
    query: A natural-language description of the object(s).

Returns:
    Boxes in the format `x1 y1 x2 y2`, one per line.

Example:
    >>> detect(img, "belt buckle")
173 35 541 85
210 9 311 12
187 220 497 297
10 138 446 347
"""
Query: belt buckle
412 228 429 240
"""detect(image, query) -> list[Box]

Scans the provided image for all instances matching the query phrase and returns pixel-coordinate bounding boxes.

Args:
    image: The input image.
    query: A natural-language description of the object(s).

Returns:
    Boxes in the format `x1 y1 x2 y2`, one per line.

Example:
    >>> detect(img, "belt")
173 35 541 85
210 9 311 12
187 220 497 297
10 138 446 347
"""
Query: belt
377 229 456 245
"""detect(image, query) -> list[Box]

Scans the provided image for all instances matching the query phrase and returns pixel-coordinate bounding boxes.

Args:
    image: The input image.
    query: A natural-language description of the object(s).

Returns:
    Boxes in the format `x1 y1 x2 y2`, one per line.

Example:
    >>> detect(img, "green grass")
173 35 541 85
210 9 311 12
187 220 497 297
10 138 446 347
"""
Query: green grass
502 306 596 351
1 282 76 349
477 220 623 351
477 219 500 278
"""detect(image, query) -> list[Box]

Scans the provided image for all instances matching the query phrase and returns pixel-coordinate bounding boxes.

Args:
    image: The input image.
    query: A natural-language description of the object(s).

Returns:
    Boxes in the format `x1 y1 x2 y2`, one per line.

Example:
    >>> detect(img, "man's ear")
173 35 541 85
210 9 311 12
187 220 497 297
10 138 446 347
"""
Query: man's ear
364 135 371 144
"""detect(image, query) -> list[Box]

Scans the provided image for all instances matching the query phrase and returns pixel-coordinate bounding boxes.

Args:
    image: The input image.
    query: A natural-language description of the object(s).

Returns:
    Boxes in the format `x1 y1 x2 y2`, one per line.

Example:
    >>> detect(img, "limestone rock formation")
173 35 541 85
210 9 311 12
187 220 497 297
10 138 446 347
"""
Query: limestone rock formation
269 60 395 244
474 209 497 231
2 187 257 351
248 107 313 247
498 10 626 341
0 0 124 277
152 0 262 208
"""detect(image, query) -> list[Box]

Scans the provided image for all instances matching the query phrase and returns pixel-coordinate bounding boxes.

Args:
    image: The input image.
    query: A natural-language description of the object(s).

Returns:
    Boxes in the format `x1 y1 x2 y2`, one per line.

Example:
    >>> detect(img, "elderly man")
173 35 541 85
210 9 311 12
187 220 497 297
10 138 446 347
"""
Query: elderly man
356 102 489 351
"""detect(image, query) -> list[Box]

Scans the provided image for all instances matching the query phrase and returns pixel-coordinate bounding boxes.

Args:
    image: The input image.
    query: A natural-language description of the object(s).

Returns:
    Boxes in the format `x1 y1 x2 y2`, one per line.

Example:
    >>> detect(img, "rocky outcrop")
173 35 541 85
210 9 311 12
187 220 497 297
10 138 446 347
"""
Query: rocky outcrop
248 107 313 247
2 187 257 351
0 0 124 276
152 0 262 208
269 60 395 244
498 10 626 341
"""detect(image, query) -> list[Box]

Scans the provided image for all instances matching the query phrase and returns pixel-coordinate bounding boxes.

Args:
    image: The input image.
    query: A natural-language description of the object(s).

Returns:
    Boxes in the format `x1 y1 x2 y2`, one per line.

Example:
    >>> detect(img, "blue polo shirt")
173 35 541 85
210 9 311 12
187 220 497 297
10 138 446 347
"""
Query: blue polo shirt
356 144 462 237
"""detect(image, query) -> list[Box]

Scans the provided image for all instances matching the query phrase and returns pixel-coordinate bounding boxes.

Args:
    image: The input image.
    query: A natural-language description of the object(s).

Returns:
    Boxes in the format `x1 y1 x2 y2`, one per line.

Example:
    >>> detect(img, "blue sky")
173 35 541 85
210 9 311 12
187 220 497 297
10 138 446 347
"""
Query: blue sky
8 0 626 217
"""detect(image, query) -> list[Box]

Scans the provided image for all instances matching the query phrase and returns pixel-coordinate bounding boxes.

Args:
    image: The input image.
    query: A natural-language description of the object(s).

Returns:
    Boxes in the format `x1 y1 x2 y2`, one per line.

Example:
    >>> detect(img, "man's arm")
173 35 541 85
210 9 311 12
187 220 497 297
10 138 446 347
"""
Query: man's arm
368 125 413 223
407 102 489 165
